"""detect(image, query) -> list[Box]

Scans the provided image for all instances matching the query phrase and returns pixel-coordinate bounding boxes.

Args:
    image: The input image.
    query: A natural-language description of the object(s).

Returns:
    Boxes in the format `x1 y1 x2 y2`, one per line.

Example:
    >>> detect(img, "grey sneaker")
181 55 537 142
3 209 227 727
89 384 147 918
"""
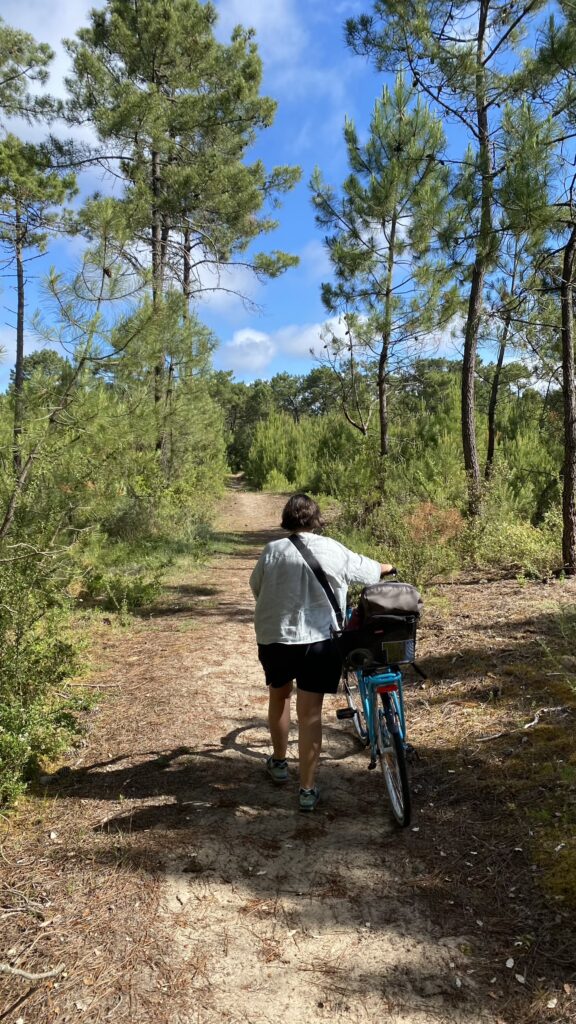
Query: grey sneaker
299 786 320 812
266 755 289 784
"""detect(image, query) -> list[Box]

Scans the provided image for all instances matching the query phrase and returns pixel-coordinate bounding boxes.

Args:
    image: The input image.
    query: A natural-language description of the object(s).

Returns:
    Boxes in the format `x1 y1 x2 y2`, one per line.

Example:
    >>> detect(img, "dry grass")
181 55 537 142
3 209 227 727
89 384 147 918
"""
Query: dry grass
0 803 193 1022
404 579 576 1022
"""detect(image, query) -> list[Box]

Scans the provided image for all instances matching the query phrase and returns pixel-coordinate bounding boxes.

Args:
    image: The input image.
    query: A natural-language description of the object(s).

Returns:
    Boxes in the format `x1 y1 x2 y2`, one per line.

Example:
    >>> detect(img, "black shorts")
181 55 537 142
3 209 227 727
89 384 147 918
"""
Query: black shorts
257 640 342 694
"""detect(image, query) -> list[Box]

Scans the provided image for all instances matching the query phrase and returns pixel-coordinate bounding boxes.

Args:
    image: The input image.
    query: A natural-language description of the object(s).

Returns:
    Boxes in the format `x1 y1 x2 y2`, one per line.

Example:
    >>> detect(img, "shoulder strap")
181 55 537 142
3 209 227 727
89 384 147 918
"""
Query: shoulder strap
288 534 344 629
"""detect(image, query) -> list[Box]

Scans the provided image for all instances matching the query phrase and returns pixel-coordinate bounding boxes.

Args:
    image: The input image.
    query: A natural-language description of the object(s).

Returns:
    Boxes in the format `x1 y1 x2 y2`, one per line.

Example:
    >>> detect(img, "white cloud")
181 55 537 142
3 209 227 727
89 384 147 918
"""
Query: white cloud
218 315 346 374
214 0 360 113
222 328 276 372
215 0 308 67
195 262 263 319
312 0 365 16
1 0 93 100
273 63 353 106
428 314 465 357
273 320 330 358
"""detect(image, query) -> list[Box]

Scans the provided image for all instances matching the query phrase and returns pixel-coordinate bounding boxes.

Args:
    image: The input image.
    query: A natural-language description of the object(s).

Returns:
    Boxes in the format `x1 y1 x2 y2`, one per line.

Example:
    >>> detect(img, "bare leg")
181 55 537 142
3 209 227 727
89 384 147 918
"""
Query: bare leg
296 690 325 790
268 681 293 760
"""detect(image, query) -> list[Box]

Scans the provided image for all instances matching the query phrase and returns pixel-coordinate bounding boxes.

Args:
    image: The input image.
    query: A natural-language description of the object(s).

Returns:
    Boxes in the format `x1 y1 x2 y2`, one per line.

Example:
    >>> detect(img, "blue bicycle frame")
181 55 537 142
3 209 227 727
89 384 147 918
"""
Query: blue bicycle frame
340 660 411 825
356 666 406 757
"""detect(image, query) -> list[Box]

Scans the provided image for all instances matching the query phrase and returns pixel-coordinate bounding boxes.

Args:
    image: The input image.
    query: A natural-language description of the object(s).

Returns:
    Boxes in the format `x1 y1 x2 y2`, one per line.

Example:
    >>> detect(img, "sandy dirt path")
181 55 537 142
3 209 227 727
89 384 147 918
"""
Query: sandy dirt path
116 488 496 1024
10 487 566 1023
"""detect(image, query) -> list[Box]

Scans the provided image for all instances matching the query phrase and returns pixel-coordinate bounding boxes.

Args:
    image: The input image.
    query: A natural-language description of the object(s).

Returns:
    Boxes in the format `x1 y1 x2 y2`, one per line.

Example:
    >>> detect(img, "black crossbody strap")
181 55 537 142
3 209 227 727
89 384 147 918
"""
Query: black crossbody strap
288 534 344 629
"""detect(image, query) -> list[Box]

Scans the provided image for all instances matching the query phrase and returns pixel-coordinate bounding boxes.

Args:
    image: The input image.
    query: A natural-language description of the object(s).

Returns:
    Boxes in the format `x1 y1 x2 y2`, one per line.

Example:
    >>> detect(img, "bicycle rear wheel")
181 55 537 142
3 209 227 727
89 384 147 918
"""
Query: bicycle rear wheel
376 693 411 827
343 672 369 744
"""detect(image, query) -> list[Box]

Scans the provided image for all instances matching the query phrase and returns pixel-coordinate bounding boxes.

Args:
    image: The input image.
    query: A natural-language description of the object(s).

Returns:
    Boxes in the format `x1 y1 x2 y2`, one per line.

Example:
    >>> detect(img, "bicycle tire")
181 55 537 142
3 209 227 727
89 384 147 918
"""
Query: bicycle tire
343 672 369 745
376 693 411 827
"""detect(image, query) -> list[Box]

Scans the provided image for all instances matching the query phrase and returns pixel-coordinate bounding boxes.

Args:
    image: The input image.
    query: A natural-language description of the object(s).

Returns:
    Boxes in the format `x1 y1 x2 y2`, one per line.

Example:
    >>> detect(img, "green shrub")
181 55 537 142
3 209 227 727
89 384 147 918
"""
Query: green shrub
80 566 163 611
0 555 82 804
262 469 292 492
0 691 93 804
462 516 560 578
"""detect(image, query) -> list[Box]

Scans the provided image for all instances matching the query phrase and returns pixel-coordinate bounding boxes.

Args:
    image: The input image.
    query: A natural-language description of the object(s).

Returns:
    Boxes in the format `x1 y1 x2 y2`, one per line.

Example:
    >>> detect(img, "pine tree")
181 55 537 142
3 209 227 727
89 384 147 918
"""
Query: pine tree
0 17 55 123
65 4 297 317
0 135 76 471
515 6 576 571
311 75 456 461
65 0 299 453
483 101 556 479
347 0 549 514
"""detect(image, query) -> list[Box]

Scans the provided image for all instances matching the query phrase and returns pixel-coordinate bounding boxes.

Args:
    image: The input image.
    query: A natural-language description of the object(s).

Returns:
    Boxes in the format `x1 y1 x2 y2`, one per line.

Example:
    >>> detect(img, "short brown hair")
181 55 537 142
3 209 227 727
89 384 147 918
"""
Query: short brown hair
281 493 324 532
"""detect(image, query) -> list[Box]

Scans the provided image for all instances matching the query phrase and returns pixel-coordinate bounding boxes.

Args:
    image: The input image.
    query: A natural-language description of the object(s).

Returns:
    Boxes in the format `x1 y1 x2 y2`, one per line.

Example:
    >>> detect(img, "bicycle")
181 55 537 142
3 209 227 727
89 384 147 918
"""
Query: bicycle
334 597 417 828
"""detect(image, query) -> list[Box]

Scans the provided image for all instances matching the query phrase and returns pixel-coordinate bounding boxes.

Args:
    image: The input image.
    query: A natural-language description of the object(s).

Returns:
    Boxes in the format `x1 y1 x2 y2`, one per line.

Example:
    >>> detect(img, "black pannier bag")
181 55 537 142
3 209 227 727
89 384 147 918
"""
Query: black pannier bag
360 581 423 620
336 581 422 668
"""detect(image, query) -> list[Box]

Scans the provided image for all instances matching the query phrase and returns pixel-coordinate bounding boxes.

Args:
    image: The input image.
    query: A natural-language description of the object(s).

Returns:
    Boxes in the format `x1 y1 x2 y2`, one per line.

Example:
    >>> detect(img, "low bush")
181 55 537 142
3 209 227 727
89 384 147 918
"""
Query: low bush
461 509 561 579
262 468 292 492
332 499 463 588
80 566 163 611
0 690 93 805
0 555 82 804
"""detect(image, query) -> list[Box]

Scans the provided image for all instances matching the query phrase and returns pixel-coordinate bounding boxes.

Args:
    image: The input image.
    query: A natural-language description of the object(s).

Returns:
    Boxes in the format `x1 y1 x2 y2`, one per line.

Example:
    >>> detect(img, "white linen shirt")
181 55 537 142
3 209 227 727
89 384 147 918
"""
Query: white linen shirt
249 533 382 645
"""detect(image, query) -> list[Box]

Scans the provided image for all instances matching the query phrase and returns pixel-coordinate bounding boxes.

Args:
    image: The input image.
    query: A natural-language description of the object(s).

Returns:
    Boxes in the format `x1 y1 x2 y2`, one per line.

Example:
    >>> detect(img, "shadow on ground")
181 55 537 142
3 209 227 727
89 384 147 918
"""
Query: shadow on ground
38 701 576 1021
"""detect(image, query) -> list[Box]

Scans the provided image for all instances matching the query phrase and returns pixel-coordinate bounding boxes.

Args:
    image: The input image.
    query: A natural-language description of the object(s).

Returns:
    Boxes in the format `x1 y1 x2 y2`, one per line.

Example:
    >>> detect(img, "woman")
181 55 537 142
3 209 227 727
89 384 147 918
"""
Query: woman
249 493 393 812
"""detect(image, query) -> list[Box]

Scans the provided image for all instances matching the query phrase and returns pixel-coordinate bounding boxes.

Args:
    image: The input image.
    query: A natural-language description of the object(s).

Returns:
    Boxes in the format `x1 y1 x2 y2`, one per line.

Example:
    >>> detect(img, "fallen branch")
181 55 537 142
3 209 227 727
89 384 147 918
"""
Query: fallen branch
477 706 569 743
0 962 65 981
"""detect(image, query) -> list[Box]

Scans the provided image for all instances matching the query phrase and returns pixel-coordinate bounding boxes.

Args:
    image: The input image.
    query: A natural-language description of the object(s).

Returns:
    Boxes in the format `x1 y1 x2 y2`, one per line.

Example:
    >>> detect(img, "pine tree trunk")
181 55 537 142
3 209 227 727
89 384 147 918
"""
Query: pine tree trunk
462 0 492 517
485 250 518 481
183 226 191 308
560 224 576 574
378 211 396 460
152 146 163 412
461 267 483 514
378 344 389 457
485 326 507 480
164 357 174 476
151 147 167 454
13 206 25 474
151 149 163 309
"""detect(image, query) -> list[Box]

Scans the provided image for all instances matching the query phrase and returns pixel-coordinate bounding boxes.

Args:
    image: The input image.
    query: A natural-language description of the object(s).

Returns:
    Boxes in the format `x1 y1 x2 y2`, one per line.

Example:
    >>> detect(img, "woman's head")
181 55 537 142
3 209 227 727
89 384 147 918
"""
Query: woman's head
281 493 324 533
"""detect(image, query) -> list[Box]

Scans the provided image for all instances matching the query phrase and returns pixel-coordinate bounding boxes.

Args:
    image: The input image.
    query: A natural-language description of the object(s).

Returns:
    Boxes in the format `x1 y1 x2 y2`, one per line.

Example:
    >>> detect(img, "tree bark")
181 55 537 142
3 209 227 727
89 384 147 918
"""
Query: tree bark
12 204 25 474
151 148 163 310
560 223 576 573
462 0 493 516
151 147 168 456
484 333 506 480
378 343 389 457
378 211 397 459
485 248 519 480
183 225 191 308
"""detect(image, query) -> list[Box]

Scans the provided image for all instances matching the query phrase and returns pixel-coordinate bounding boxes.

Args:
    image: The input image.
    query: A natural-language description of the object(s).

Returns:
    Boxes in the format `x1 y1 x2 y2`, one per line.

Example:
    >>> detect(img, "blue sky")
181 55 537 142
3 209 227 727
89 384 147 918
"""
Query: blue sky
0 0 429 389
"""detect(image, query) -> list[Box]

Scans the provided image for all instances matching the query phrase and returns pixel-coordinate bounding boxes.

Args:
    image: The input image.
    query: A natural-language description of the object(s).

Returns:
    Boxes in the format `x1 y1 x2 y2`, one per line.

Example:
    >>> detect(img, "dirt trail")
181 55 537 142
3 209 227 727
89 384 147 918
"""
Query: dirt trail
155 489 491 1024
4 488 574 1023
75 487 495 1024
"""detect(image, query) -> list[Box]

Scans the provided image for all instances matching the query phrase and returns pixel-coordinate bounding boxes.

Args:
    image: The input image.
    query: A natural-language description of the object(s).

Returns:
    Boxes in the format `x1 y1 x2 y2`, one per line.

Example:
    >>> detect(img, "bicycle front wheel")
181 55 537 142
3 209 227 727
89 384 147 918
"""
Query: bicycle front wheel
376 693 411 827
343 672 369 745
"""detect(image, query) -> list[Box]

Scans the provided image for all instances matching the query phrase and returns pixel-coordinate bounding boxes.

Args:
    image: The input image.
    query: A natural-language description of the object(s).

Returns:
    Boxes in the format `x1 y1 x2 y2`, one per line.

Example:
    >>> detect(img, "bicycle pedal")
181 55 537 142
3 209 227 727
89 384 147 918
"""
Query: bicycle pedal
336 708 356 720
